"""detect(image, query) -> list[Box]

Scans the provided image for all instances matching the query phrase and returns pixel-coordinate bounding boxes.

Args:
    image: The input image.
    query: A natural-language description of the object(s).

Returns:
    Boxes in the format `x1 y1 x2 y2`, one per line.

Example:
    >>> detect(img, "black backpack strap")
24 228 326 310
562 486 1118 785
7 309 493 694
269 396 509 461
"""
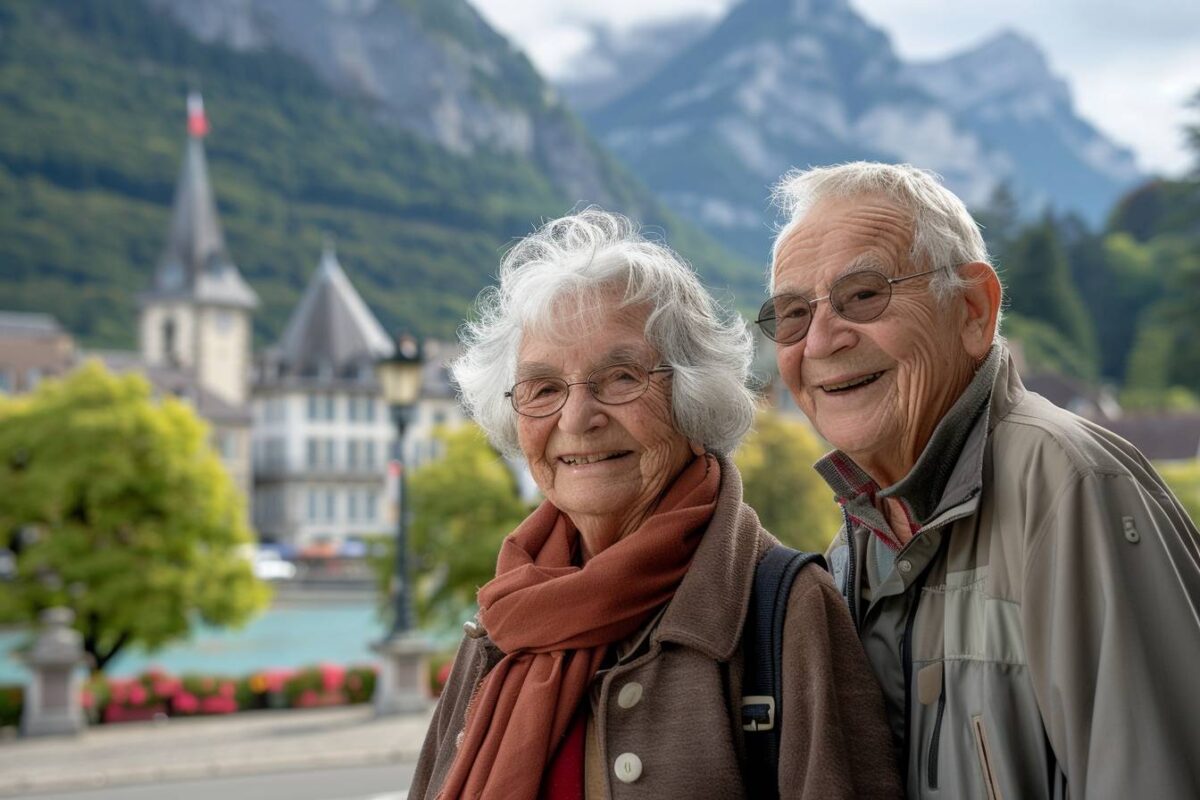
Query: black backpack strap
742 543 827 800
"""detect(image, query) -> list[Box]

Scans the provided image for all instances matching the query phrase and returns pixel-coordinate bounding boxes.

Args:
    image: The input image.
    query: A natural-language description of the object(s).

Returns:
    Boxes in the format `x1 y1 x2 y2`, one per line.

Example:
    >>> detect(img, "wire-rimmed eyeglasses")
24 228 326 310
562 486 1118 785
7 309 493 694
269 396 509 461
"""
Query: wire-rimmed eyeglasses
505 362 674 418
755 266 952 344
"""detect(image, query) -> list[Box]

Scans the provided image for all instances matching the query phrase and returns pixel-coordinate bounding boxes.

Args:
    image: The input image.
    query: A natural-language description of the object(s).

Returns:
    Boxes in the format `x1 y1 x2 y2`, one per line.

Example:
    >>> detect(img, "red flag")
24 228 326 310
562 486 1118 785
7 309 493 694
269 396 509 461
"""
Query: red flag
187 92 210 138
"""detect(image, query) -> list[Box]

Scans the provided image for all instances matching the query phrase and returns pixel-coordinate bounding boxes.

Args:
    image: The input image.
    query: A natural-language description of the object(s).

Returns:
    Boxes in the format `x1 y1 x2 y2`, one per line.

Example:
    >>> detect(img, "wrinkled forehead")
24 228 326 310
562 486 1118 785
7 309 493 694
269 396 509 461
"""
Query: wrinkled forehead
772 194 916 293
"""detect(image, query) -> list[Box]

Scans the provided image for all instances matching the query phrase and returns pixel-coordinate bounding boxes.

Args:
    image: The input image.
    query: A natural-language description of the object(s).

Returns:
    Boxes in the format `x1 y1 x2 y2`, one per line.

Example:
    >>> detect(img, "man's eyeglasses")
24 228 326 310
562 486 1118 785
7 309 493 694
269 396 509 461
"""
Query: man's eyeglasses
506 362 674 418
755 266 950 344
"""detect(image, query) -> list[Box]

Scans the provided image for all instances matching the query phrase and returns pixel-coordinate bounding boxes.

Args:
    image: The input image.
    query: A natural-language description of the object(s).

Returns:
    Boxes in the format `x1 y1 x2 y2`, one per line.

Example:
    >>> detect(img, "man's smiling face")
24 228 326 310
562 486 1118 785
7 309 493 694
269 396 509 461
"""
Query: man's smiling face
772 193 976 485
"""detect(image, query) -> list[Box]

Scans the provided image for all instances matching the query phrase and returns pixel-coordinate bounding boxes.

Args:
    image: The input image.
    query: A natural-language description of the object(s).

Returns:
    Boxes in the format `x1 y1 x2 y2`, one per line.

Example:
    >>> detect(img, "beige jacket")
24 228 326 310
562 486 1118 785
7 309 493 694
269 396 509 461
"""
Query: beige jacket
823 346 1200 799
410 457 902 799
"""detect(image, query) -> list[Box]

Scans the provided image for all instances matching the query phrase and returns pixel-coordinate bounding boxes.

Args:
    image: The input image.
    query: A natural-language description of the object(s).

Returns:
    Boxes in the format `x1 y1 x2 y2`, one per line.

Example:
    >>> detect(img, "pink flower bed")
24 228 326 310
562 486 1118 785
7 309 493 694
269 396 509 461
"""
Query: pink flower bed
85 663 380 725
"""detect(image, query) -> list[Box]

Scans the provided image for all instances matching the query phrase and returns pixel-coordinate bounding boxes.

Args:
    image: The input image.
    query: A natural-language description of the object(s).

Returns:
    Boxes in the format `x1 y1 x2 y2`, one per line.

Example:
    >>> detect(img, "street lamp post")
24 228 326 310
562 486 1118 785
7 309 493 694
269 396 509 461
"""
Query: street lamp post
371 332 432 715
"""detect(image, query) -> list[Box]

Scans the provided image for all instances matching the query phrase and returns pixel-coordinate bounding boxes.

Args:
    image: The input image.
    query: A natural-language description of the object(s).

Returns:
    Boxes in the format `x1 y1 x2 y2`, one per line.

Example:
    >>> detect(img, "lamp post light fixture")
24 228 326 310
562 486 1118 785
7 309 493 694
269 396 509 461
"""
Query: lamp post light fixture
371 331 433 715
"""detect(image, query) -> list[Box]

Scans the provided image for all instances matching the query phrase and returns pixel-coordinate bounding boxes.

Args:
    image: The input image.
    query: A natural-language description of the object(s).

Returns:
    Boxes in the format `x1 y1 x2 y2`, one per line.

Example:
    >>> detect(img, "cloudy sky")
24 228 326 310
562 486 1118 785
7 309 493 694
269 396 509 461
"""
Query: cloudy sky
472 0 1199 176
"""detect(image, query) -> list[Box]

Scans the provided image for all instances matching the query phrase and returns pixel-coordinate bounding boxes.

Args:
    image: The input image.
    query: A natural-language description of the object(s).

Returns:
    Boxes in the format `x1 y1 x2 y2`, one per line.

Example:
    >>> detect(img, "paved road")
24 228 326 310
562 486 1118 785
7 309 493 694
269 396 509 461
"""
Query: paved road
0 706 434 798
23 764 414 800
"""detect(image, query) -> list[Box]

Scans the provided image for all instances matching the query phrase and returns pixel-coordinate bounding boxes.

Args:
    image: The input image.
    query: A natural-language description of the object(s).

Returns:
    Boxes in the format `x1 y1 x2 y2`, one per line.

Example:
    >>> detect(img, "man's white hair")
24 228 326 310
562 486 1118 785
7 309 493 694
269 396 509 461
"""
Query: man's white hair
770 163 999 319
453 208 756 457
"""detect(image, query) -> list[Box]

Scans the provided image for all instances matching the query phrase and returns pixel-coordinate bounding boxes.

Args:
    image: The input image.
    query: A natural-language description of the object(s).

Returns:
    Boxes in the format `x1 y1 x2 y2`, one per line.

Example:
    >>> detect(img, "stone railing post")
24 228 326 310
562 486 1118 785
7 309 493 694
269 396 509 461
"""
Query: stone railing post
21 607 87 737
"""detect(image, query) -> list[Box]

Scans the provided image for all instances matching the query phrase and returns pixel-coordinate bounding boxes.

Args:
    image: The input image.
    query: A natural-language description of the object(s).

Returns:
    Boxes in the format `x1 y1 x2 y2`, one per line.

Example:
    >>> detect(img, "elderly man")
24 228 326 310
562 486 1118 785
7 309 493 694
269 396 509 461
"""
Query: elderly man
758 162 1200 799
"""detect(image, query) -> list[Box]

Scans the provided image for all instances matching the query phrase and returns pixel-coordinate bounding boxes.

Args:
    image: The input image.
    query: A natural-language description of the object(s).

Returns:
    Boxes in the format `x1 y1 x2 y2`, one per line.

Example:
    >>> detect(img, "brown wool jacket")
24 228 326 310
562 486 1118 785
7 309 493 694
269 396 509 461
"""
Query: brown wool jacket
410 457 903 799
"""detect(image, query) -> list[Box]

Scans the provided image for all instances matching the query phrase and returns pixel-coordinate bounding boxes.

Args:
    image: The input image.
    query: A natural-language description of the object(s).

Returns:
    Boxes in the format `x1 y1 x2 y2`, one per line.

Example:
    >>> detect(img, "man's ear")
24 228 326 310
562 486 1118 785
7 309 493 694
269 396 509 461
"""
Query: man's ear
957 262 1002 359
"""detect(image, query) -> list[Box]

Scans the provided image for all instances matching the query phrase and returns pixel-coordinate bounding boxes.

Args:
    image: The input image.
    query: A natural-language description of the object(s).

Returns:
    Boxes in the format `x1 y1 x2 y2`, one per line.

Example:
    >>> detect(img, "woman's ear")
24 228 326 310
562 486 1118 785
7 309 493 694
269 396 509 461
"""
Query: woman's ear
957 262 1002 360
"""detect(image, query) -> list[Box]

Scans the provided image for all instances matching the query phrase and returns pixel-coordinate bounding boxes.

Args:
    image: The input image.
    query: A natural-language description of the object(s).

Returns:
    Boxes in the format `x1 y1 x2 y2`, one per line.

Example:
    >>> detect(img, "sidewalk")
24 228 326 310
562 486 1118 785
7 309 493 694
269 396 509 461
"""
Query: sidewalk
0 705 435 797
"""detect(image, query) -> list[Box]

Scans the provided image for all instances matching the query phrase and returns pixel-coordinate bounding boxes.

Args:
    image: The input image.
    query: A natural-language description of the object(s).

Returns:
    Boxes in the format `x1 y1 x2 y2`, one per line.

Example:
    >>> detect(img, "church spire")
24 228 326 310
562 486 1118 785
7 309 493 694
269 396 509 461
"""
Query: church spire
146 92 257 309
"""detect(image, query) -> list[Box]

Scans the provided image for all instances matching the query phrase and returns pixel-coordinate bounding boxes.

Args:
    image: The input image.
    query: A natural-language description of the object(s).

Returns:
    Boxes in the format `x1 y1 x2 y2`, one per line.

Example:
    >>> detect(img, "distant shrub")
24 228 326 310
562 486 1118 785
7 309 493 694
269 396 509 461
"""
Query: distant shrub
0 684 22 729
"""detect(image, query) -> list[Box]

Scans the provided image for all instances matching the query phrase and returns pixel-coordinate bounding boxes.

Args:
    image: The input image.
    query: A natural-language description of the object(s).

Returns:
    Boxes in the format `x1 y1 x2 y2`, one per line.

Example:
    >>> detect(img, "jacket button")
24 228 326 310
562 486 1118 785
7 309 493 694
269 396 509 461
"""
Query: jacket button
614 752 643 783
617 682 643 709
897 559 912 574
463 619 485 638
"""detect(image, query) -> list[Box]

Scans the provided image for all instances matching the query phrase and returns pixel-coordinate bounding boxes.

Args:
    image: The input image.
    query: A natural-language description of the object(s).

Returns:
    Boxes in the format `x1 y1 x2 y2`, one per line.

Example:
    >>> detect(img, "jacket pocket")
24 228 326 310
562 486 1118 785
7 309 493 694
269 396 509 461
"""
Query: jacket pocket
972 714 1004 800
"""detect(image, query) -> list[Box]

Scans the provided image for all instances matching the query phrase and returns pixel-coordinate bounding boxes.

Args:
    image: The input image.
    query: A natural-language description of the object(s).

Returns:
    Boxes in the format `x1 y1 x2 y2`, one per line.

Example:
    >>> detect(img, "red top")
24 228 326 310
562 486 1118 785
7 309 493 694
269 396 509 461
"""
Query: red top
539 708 587 800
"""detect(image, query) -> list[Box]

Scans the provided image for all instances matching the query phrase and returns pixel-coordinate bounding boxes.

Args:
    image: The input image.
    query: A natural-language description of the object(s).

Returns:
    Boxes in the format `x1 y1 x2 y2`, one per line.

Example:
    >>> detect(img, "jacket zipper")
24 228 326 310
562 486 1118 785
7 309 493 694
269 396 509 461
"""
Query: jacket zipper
927 668 946 789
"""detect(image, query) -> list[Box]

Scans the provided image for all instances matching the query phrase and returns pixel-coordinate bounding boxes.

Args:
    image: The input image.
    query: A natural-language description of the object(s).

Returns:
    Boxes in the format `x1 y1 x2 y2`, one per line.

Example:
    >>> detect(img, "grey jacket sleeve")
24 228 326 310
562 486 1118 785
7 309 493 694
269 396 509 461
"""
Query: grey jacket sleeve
1021 466 1200 798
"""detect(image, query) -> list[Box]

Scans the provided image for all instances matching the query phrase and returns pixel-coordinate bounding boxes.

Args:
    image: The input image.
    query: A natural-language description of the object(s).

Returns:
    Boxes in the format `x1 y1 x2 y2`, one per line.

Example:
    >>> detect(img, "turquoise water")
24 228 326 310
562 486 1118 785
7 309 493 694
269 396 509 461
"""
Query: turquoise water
0 602 388 683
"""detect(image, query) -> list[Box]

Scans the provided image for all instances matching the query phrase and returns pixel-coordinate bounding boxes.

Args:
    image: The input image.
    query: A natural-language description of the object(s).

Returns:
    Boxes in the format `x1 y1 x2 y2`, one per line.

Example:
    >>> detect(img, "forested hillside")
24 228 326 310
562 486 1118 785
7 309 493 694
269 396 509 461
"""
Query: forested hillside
0 0 754 347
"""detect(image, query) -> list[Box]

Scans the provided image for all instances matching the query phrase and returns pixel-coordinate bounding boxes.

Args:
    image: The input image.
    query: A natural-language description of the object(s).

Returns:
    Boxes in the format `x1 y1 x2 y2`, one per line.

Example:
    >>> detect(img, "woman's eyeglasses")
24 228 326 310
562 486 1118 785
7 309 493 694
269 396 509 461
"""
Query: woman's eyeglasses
506 362 674 418
755 266 950 344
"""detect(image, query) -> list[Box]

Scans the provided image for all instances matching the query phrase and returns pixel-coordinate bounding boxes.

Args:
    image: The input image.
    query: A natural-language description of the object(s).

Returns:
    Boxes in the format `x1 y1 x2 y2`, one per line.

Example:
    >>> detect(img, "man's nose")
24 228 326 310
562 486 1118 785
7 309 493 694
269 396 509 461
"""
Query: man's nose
801 301 855 359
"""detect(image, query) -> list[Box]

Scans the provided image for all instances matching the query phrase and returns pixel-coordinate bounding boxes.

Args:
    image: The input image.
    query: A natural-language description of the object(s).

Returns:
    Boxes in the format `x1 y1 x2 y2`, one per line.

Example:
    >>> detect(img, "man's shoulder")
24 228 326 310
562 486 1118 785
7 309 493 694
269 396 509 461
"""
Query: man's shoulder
993 390 1150 481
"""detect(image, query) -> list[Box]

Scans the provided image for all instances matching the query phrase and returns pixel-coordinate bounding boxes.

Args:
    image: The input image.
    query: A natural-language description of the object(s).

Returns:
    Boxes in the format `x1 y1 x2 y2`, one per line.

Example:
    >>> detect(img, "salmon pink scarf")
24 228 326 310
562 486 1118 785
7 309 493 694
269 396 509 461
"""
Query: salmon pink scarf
437 454 720 800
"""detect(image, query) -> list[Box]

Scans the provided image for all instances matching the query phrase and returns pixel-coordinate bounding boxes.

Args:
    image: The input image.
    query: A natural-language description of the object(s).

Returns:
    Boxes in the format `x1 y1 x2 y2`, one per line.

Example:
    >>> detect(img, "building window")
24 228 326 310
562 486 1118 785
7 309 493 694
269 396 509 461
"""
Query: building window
325 490 336 521
324 439 336 468
365 440 376 469
217 432 236 460
348 491 359 521
307 395 319 421
306 438 319 468
163 318 178 367
265 438 285 469
366 491 378 521
324 395 336 421
347 440 359 469
307 490 318 522
365 398 377 422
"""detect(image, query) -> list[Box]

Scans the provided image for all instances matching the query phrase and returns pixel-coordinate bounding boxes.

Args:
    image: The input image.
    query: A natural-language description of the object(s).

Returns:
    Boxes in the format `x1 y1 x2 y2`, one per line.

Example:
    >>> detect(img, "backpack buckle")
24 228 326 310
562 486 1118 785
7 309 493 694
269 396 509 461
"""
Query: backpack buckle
741 695 775 732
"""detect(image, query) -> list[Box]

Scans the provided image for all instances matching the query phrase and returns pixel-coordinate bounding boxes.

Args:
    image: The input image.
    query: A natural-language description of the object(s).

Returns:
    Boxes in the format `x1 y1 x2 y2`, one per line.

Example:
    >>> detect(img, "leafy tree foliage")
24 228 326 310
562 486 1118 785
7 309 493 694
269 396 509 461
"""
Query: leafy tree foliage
0 363 269 671
734 410 841 552
374 425 532 634
1158 461 1200 528
1001 216 1098 376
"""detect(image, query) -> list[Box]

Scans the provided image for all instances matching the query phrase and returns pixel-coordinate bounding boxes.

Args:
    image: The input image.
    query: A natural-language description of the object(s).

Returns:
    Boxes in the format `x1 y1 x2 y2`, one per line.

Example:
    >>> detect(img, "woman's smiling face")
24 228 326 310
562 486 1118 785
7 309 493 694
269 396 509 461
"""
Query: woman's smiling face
515 301 693 551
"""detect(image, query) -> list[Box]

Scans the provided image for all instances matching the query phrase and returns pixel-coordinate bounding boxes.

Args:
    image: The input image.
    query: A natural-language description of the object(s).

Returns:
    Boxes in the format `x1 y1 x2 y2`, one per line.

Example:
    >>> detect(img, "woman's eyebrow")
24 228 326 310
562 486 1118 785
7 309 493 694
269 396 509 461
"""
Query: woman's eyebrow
515 361 557 381
515 347 652 381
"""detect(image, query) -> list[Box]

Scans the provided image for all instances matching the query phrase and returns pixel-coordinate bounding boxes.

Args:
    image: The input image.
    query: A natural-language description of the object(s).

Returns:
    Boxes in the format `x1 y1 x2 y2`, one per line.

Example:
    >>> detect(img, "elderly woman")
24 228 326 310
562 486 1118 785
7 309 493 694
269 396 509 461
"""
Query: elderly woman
410 209 900 799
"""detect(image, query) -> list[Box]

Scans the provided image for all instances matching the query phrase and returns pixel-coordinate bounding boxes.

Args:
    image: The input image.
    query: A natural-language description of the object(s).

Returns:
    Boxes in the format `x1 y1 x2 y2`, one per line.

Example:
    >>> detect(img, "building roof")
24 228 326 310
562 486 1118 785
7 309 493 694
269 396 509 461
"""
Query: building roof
142 95 257 310
1102 414 1200 462
275 243 395 375
0 311 66 339
1024 371 1122 421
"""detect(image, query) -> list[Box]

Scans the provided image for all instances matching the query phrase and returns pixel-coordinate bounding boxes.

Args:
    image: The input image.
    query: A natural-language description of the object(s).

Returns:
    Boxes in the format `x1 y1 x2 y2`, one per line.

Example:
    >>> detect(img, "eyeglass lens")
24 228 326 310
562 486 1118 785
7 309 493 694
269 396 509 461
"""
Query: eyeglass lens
510 363 650 416
758 270 895 343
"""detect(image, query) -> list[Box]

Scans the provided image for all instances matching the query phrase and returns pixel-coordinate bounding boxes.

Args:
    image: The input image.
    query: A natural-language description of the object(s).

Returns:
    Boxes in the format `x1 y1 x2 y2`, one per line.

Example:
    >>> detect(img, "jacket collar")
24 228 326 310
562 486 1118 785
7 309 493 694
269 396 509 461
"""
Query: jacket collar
652 453 766 663
814 344 1013 538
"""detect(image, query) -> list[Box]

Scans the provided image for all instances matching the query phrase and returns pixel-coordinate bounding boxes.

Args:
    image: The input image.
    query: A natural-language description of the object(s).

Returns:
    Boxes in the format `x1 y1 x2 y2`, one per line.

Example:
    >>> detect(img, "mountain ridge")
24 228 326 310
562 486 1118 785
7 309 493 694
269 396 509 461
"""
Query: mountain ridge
577 0 1140 257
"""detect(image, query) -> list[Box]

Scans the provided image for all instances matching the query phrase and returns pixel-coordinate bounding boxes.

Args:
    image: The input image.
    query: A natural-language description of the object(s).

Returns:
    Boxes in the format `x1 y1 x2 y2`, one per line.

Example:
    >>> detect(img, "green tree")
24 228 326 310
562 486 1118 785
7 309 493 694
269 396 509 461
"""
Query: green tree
0 362 268 672
375 425 532 633
1158 461 1200 528
1003 216 1098 376
735 410 842 553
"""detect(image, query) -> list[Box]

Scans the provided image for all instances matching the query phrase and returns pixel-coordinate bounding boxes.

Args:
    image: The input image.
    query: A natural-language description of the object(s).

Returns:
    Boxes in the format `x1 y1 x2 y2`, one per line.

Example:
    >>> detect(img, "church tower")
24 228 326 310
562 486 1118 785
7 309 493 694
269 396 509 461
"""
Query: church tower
139 92 258 406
